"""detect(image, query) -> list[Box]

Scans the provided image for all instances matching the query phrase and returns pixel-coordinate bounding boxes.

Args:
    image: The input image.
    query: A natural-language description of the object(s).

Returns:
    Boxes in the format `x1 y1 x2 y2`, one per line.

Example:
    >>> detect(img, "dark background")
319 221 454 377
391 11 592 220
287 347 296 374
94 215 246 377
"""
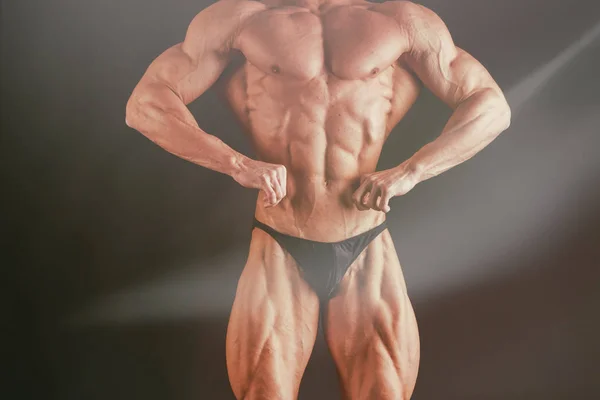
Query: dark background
3 0 600 399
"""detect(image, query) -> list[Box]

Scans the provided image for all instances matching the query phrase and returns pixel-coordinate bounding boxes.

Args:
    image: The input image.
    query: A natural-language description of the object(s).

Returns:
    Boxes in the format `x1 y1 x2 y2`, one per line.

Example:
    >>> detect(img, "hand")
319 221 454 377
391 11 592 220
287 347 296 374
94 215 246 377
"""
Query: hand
232 157 287 207
352 164 419 213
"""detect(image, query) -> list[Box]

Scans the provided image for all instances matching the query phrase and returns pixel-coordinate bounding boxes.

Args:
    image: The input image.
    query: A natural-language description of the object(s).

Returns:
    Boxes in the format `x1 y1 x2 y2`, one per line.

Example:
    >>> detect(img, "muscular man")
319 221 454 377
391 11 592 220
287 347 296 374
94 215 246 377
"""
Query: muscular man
126 0 511 398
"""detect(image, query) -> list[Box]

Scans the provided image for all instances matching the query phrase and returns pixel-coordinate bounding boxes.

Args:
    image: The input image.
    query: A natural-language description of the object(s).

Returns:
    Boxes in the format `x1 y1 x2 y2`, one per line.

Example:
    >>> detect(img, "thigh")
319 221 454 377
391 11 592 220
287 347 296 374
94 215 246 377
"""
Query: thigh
324 230 420 400
226 228 320 400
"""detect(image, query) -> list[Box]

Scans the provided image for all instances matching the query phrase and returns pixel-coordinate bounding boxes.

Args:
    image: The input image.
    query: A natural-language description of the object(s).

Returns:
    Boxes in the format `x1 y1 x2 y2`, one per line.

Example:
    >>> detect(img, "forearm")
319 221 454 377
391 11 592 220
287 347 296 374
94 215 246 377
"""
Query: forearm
406 89 511 182
126 85 247 177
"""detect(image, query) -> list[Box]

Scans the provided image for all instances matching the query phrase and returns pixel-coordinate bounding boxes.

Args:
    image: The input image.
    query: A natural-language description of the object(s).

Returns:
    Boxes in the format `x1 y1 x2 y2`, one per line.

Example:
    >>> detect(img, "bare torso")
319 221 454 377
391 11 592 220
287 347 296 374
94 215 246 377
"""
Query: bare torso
223 0 421 240
126 1 510 397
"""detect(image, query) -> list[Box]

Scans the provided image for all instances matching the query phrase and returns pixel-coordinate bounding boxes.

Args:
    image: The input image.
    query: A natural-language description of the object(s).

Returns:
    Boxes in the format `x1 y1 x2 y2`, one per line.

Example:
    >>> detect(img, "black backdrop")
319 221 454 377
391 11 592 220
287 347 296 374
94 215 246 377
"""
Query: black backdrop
3 0 600 399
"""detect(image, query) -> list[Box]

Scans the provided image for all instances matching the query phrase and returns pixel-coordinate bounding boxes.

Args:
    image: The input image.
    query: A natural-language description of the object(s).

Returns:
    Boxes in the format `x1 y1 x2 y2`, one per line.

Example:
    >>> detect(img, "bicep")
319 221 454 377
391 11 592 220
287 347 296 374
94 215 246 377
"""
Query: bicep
134 0 264 106
399 3 503 108
138 42 229 106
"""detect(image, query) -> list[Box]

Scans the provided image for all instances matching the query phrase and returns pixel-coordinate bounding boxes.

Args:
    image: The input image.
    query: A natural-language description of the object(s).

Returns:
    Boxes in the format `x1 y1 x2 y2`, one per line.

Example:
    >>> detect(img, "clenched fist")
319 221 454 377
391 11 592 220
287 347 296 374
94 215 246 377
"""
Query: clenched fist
352 164 419 213
232 157 287 207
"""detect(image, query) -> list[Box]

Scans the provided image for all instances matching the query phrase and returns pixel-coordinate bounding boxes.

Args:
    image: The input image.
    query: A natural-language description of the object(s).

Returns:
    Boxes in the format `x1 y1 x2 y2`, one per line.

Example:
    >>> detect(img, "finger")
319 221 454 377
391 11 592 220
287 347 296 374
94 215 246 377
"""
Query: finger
352 177 370 205
356 174 372 194
366 184 381 210
377 188 393 213
358 191 372 211
262 176 277 206
353 189 367 210
269 171 285 204
353 178 372 209
277 166 287 198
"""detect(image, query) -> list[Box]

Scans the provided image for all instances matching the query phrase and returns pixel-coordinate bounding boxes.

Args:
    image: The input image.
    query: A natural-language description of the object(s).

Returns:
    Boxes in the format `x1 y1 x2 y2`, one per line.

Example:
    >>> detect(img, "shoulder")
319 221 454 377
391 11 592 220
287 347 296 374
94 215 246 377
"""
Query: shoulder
184 0 267 53
373 1 435 19
374 1 452 51
374 1 447 32
188 0 267 33
210 0 267 18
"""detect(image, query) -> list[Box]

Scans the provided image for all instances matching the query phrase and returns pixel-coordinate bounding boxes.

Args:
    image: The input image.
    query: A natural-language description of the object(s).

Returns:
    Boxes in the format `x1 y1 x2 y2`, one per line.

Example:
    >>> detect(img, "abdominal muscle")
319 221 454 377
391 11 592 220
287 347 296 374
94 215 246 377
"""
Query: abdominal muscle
224 62 416 241
252 123 387 241
254 175 386 241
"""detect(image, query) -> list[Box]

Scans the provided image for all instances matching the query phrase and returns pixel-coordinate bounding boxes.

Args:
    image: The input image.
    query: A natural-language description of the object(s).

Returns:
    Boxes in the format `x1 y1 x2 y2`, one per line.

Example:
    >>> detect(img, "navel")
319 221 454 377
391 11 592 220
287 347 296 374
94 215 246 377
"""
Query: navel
371 67 380 76
271 64 281 74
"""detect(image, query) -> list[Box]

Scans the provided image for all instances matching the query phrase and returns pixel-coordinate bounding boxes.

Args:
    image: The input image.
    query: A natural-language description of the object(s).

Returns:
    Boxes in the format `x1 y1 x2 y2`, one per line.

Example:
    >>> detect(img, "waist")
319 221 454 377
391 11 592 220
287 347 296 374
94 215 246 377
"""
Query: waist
272 175 358 213
252 217 388 245
289 173 356 192
254 190 386 242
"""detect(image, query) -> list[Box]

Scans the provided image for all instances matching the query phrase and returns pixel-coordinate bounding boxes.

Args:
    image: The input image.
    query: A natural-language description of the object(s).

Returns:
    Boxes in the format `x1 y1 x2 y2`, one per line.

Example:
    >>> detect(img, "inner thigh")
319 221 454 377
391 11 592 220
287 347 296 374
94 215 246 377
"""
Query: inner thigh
226 229 320 400
325 230 420 400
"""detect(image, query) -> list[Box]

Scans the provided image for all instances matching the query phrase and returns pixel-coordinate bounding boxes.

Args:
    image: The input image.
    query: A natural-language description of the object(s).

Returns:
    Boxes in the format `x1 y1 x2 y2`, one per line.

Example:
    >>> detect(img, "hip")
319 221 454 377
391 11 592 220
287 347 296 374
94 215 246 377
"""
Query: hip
254 193 387 242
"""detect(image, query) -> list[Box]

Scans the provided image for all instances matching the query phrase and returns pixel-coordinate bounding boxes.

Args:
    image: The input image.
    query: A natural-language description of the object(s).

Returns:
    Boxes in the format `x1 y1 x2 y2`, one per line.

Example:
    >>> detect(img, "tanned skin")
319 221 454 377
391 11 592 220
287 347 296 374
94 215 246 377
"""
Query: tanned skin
126 0 511 398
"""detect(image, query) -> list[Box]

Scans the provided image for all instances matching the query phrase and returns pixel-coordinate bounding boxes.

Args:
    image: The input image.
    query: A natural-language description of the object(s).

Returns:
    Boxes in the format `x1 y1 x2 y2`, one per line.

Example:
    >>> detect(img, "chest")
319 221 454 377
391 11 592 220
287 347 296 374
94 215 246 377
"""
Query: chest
234 5 409 81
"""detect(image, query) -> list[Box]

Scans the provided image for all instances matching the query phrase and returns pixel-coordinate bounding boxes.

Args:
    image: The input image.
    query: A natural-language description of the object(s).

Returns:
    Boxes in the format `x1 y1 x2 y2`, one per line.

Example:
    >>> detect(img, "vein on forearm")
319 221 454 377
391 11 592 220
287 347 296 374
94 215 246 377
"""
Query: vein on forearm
130 88 240 175
410 90 510 181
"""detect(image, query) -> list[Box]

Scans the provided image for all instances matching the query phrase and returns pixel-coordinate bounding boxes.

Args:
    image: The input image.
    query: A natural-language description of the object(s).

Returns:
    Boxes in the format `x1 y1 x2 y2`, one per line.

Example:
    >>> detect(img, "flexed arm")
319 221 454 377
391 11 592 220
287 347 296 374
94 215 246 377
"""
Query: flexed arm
353 1 511 212
399 2 511 180
126 0 262 174
126 0 287 206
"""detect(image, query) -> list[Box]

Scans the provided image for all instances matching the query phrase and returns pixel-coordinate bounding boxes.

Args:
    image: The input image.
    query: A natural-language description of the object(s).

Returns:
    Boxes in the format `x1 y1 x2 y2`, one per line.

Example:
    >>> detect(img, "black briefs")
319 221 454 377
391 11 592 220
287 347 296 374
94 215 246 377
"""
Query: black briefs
252 218 388 303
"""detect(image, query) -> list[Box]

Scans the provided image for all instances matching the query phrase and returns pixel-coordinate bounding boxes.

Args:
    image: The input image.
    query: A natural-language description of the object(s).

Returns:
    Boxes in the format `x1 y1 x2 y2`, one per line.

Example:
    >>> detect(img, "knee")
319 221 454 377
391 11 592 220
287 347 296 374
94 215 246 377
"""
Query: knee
230 369 290 400
355 373 415 400
241 381 280 400
230 378 270 400
347 345 417 400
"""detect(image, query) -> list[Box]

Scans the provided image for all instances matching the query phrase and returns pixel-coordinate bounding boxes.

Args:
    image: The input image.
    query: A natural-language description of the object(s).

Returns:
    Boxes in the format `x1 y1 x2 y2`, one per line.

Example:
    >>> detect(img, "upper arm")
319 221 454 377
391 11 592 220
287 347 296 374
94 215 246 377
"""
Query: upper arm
132 0 264 106
389 2 506 109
